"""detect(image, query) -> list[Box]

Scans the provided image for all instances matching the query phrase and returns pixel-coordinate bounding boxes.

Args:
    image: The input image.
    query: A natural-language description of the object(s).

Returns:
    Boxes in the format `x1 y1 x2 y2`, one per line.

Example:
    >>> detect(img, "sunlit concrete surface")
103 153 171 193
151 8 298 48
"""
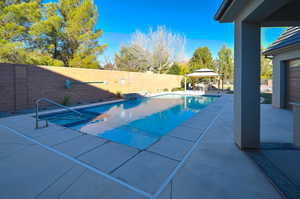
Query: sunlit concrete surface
0 95 291 199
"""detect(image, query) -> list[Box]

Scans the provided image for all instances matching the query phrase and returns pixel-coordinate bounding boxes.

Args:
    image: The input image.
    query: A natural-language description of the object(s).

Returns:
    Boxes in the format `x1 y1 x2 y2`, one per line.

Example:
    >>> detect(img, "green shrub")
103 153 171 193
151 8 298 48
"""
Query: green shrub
116 91 123 98
226 86 232 91
163 88 169 92
171 87 184 92
261 93 272 104
61 96 71 106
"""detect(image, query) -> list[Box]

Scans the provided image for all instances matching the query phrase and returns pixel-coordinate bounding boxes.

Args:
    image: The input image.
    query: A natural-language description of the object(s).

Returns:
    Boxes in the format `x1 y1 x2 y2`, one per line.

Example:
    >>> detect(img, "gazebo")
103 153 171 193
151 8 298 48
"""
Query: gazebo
185 68 221 92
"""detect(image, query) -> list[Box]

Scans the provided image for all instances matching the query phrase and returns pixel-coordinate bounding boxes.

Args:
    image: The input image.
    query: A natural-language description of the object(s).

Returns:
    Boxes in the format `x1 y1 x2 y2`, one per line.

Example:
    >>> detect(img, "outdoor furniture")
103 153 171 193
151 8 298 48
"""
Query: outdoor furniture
185 68 221 93
195 83 206 92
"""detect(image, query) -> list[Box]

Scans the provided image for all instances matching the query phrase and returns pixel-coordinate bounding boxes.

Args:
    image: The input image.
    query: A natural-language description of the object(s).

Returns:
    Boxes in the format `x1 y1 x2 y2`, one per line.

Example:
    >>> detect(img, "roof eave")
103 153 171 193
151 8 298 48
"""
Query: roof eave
263 42 300 56
215 0 232 20
214 0 235 22
215 0 251 23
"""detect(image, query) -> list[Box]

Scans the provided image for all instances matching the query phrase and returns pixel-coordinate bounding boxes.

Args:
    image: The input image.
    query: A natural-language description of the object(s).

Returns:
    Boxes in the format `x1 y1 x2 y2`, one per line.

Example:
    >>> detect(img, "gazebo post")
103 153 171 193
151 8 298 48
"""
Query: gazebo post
184 76 187 92
222 75 224 91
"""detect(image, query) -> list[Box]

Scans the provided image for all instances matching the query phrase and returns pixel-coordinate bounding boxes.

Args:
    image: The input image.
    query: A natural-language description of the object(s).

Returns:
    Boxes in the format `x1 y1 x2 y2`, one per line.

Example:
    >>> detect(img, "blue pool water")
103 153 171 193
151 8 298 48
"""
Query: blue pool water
40 94 218 149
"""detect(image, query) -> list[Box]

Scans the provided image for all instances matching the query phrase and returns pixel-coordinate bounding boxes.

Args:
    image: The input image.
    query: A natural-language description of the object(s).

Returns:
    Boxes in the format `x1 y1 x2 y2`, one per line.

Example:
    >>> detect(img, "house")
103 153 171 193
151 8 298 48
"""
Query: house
263 27 300 110
215 0 300 149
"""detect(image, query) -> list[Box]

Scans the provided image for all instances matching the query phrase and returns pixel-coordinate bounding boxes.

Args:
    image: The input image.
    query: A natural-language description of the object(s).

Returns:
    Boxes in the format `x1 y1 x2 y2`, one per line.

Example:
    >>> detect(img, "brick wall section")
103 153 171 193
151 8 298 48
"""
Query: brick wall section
0 64 15 111
0 63 183 112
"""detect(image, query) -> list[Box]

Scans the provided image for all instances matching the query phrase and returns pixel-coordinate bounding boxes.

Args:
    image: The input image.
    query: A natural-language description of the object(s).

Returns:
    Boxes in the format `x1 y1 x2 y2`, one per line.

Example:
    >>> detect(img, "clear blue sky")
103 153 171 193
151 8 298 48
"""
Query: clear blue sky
44 0 285 62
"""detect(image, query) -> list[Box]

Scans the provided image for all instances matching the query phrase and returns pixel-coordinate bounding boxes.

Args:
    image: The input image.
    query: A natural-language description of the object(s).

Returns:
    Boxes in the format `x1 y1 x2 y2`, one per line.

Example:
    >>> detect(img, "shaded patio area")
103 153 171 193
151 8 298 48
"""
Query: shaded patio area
0 95 296 199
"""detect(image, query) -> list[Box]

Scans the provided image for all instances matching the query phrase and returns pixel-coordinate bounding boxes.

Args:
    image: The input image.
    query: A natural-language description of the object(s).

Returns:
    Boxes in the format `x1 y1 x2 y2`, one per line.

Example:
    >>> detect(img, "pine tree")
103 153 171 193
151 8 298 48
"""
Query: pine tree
30 0 106 68
0 0 41 63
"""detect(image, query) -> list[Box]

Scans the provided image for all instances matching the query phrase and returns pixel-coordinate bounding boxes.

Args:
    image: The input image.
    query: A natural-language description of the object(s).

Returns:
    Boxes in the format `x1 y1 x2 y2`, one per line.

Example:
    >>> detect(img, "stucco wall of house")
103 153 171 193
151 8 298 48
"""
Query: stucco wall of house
272 48 300 108
0 63 183 112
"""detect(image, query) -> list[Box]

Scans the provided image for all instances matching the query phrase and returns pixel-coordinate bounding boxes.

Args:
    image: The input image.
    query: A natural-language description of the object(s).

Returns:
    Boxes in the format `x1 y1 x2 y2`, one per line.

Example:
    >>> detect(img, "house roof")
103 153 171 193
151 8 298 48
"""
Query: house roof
264 27 300 55
214 0 234 21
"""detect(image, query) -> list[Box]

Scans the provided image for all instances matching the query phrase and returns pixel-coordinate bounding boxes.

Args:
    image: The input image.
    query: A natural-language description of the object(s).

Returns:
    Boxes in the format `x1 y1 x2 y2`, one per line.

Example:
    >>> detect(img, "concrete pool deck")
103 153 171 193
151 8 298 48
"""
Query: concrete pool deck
0 94 293 199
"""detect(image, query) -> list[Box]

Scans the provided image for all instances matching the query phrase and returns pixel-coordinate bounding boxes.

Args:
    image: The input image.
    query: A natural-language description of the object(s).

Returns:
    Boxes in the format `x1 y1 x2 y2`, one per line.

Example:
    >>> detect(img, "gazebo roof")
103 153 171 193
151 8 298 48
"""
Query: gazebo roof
195 68 215 72
187 68 220 78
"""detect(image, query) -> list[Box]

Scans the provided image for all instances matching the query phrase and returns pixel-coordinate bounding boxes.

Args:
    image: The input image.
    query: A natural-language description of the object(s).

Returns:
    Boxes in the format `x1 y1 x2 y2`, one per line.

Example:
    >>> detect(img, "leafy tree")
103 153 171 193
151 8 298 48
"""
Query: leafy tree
261 51 272 79
167 63 181 75
189 47 214 72
167 62 189 75
30 0 106 68
217 45 234 83
0 0 41 63
115 45 150 72
178 62 189 75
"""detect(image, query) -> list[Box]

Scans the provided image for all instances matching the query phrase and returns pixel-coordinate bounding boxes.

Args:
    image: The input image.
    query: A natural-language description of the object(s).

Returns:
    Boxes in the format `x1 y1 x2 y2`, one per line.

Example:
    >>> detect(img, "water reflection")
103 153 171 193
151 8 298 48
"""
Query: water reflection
75 95 217 135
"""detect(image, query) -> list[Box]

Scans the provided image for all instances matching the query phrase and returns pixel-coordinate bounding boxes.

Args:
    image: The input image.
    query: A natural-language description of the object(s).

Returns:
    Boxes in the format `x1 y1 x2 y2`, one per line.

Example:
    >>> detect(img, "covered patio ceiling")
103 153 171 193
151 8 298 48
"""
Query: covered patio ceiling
215 0 300 27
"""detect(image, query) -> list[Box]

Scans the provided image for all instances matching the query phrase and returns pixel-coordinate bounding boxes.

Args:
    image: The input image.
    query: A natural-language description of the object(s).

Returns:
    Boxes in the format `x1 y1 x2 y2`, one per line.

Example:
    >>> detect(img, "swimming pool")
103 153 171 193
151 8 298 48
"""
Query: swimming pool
40 94 218 149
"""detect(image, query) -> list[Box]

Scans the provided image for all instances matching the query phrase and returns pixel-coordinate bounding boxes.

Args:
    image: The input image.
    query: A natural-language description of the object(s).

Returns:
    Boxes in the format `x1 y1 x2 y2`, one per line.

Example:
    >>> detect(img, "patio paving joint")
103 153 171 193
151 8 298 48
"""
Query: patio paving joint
180 123 207 131
50 134 85 147
170 180 173 199
33 166 75 199
146 150 181 163
165 134 196 143
109 150 143 174
55 168 87 199
74 138 109 158
166 134 197 143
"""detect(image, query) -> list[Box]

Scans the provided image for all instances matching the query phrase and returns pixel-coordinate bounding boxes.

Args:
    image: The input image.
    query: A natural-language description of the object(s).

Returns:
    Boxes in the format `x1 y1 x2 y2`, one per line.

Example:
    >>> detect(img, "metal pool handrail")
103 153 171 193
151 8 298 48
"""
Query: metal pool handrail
35 98 83 129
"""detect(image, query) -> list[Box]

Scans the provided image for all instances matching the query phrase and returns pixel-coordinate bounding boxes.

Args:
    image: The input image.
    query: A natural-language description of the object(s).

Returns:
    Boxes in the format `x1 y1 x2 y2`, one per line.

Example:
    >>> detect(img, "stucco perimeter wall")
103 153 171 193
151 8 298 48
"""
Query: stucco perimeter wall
0 63 183 112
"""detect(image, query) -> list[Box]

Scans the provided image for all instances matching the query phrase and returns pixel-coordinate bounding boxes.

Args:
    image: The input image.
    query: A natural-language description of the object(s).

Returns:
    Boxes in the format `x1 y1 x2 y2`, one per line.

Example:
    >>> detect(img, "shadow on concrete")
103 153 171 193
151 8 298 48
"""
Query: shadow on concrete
246 143 300 199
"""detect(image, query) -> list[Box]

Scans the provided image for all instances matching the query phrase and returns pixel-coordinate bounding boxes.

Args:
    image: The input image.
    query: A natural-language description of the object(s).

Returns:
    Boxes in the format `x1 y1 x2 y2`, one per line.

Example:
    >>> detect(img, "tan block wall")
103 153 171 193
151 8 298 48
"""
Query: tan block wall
0 63 183 112
40 66 182 93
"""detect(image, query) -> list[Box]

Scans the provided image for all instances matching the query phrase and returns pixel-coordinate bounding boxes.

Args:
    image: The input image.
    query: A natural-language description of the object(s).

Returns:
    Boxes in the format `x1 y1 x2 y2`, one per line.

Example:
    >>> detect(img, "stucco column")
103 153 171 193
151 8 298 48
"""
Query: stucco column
234 21 261 149
272 60 287 108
